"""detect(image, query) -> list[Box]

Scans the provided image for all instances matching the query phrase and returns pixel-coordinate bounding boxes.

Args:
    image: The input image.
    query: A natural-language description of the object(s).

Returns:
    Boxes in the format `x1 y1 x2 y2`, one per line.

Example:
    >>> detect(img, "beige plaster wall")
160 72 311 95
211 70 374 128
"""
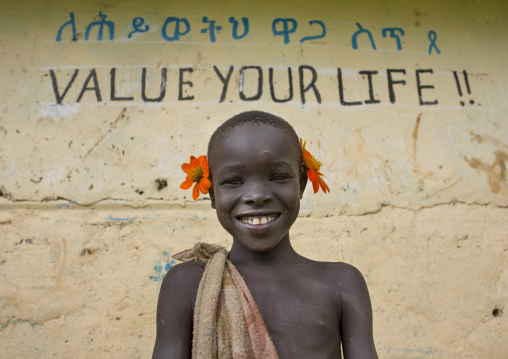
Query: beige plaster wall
0 0 507 358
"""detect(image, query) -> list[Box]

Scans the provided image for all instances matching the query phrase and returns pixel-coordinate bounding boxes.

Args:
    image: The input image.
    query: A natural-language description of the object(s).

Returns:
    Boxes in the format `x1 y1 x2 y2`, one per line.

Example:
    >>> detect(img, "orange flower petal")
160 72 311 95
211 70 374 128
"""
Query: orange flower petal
180 177 194 189
181 163 191 174
300 138 330 194
192 183 200 200
307 168 318 182
201 157 209 177
300 139 310 163
303 157 313 169
318 176 330 193
190 156 198 168
199 177 211 193
312 178 320 193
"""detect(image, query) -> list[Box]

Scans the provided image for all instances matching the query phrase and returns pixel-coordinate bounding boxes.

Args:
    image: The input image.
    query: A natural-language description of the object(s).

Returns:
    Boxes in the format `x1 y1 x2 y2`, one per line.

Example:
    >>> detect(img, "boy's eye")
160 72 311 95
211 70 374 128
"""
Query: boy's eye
272 174 291 181
222 178 242 185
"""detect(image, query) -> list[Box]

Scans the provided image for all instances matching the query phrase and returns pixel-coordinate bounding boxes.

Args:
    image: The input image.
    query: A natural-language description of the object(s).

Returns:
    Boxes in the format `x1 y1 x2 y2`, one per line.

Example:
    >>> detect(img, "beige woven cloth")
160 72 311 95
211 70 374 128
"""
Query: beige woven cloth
173 242 279 359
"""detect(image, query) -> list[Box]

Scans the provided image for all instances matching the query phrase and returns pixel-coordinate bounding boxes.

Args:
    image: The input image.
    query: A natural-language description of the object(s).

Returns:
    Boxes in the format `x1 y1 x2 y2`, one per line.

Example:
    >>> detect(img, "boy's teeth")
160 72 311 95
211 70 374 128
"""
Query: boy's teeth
241 214 276 225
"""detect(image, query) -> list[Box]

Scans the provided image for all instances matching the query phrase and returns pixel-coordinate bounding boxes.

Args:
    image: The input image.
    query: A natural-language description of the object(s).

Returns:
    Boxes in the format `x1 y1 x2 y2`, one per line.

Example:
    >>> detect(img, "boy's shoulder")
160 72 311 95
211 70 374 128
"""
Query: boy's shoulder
294 259 369 294
313 260 364 277
297 258 365 280
159 261 205 300
153 262 205 358
163 260 205 283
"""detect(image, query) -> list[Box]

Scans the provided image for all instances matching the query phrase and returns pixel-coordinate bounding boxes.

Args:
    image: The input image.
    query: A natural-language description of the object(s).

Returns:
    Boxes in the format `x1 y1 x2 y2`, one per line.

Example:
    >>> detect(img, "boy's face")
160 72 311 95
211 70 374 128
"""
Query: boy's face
210 124 304 253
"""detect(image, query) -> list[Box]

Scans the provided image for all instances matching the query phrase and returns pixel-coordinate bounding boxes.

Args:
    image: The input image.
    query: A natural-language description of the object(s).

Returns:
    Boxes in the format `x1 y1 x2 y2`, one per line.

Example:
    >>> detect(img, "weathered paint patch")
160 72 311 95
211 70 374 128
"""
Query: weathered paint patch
150 251 176 281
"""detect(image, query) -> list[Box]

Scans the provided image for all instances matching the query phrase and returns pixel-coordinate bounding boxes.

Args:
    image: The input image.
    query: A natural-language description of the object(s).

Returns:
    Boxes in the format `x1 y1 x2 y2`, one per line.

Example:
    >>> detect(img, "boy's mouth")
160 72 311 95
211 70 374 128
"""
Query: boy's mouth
238 214 279 226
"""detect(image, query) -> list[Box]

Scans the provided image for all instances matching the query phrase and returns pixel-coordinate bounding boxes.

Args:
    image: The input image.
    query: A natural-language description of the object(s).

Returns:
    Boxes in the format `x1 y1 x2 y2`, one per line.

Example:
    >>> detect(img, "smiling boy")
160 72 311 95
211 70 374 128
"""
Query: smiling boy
152 111 378 358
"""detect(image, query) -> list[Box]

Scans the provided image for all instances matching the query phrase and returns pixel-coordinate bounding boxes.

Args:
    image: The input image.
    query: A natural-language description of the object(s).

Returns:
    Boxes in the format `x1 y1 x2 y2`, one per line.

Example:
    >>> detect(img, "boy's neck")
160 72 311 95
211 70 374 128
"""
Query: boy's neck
228 235 304 266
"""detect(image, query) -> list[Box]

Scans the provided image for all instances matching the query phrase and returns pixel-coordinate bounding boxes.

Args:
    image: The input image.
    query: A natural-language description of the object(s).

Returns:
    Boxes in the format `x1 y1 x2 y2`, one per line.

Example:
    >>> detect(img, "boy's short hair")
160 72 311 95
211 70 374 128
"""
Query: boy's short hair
207 111 303 177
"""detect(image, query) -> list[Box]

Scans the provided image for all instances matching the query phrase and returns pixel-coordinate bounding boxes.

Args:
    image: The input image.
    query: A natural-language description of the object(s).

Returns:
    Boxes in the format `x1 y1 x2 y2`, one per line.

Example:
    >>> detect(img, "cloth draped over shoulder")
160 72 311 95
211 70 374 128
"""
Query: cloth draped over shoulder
173 242 279 359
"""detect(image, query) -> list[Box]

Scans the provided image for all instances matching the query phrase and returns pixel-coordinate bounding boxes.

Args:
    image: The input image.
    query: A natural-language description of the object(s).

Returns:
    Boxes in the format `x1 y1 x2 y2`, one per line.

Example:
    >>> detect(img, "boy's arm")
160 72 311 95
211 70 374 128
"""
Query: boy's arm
152 262 203 359
339 264 378 359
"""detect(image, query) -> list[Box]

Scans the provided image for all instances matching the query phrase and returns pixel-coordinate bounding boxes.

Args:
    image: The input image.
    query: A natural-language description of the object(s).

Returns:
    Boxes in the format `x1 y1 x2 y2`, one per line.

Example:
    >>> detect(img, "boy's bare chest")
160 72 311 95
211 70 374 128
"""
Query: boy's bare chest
236 265 342 356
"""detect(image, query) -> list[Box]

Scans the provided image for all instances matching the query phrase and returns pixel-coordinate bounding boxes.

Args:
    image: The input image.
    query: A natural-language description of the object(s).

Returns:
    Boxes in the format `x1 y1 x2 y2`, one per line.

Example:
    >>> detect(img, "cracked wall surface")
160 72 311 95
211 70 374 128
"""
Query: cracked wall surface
1 0 507 358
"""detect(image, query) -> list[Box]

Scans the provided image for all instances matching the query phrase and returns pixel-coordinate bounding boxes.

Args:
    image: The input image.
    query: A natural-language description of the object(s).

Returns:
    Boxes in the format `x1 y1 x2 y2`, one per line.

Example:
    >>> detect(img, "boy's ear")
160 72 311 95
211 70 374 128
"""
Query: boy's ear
299 170 308 199
209 187 216 209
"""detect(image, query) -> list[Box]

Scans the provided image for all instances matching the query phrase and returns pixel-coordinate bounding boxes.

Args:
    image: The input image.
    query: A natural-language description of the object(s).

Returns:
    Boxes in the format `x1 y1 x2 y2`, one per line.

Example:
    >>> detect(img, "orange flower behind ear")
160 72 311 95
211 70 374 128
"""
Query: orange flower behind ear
300 139 330 194
180 155 212 200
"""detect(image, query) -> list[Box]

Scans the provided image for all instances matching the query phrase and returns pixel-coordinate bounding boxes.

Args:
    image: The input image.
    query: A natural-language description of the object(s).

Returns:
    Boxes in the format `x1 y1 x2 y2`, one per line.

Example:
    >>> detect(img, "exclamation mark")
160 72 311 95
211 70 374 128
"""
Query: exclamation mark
453 70 474 106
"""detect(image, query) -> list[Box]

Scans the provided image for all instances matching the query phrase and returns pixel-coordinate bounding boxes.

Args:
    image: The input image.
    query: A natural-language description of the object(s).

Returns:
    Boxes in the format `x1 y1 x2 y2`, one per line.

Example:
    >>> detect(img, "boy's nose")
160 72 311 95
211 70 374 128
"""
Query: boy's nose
242 184 273 205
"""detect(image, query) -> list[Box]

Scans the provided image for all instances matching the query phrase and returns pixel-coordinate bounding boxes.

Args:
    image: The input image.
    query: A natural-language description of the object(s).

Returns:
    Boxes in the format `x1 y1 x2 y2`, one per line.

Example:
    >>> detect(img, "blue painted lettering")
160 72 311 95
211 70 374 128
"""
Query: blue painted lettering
201 16 222 43
128 17 149 38
382 27 404 50
85 11 115 41
229 16 249 39
272 18 298 44
428 30 440 55
352 22 376 50
300 20 326 43
56 13 77 42
161 17 190 42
